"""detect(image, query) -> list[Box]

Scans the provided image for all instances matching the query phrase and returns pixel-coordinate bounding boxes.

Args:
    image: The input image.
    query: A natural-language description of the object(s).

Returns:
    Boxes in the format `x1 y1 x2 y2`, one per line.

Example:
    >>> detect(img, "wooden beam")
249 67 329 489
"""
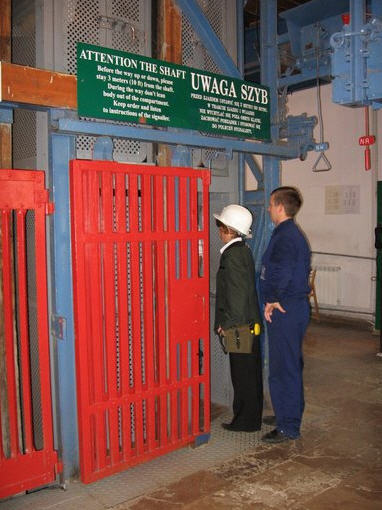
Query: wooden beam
1 62 77 109
0 124 11 167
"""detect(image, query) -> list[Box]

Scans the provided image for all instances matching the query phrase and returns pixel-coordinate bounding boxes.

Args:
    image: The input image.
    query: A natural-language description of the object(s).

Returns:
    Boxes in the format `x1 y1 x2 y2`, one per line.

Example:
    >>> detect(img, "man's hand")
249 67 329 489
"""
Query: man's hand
264 302 286 322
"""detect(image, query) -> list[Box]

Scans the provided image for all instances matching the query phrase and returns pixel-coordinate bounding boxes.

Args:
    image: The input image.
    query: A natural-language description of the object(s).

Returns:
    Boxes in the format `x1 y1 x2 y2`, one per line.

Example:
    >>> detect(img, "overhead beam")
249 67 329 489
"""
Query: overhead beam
0 62 77 109
57 117 299 159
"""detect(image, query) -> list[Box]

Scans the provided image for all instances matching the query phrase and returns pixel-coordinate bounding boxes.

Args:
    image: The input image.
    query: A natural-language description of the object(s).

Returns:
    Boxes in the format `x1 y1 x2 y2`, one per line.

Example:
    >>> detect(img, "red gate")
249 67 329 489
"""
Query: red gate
0 170 60 499
70 160 210 483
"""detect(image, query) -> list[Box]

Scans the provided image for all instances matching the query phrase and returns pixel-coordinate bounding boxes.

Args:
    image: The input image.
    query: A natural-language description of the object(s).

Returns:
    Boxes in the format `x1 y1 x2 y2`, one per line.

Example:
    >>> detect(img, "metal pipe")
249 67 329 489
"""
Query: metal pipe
312 251 375 261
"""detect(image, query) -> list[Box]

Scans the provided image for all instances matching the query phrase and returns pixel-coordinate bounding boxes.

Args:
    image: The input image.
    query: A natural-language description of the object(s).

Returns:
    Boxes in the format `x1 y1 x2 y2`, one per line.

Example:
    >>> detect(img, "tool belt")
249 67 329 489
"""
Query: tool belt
219 323 260 354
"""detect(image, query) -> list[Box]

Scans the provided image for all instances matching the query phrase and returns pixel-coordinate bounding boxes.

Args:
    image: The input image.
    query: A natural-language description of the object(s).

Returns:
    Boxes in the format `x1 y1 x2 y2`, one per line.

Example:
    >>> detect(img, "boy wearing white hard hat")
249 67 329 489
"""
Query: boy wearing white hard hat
214 205 263 431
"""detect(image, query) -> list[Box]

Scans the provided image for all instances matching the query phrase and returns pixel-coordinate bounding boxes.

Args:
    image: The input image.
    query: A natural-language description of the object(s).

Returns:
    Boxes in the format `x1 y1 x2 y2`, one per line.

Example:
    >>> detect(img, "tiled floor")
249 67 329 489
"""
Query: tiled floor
1 320 381 509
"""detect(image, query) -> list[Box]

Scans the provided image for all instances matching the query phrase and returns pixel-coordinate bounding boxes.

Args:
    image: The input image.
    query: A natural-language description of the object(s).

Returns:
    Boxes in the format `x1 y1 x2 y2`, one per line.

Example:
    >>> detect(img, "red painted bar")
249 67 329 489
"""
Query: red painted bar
128 173 145 454
142 174 156 450
1 210 20 457
154 175 168 446
15 210 34 453
167 176 178 441
101 171 120 465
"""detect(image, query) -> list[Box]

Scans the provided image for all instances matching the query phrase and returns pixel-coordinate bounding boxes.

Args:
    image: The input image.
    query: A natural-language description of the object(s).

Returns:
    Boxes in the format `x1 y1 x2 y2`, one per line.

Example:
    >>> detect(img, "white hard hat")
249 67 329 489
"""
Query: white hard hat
213 204 253 237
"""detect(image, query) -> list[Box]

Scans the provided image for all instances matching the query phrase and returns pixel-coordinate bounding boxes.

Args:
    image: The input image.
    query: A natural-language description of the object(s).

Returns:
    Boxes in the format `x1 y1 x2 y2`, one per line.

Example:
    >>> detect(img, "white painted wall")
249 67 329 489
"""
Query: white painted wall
281 84 379 321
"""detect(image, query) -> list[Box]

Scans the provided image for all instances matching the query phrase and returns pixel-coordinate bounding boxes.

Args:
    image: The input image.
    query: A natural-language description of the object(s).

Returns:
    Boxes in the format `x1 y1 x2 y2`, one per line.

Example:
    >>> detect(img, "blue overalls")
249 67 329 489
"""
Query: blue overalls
260 219 311 438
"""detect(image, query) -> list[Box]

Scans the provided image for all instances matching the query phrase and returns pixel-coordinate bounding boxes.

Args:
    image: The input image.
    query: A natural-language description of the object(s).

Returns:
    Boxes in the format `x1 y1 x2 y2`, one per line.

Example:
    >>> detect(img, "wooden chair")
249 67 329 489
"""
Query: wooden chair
309 269 320 320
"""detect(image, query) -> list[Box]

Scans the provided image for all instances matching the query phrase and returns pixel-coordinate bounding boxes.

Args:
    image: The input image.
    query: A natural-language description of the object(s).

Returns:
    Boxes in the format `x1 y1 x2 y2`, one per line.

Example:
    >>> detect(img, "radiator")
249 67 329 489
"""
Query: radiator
314 265 341 306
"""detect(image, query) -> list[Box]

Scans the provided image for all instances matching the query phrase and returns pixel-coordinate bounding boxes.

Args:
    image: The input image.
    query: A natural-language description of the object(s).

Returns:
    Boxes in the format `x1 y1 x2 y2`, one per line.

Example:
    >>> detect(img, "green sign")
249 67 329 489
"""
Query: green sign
77 42 270 141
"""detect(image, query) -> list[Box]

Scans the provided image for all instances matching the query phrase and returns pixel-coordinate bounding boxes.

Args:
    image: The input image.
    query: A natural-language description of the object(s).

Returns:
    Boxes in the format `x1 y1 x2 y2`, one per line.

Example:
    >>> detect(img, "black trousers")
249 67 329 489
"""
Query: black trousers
229 335 263 429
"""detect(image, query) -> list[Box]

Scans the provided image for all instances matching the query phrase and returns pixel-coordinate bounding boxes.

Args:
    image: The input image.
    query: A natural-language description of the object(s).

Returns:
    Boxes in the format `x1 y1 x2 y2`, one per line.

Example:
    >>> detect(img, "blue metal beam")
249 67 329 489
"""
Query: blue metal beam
57 118 299 159
245 155 263 186
279 66 331 88
0 107 13 124
261 0 281 246
237 0 245 204
351 0 366 104
175 0 240 78
48 131 79 480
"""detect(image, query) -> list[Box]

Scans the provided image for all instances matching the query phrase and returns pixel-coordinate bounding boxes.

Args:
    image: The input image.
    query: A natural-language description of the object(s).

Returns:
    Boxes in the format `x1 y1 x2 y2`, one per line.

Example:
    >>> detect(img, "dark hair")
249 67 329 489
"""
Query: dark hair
215 219 239 236
271 186 302 217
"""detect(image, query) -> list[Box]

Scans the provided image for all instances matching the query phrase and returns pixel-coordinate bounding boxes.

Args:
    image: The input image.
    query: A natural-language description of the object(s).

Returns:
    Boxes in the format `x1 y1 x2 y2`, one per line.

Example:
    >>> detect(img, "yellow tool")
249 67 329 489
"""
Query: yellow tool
250 323 261 335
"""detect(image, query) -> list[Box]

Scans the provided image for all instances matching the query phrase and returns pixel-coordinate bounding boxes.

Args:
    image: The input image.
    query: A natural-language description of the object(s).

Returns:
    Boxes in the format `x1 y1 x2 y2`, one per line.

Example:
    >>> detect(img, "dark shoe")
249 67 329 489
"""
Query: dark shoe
261 428 291 443
221 422 261 432
262 415 276 426
221 422 235 430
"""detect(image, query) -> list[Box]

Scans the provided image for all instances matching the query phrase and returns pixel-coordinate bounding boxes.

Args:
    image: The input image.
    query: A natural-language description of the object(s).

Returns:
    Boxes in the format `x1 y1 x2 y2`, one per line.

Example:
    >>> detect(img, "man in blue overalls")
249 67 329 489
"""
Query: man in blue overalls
260 187 311 443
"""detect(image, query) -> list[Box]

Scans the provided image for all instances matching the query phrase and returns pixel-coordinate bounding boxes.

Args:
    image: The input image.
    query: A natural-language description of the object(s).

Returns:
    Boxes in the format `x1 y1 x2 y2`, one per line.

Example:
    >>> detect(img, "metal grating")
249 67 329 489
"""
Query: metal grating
12 111 37 169
12 1 37 169
66 0 101 76
62 0 151 162
181 0 235 171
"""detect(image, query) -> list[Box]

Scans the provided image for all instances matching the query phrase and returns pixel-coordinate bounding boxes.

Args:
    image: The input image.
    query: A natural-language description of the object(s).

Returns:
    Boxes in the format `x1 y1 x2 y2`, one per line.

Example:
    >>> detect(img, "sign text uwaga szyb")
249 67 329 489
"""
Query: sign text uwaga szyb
77 43 270 141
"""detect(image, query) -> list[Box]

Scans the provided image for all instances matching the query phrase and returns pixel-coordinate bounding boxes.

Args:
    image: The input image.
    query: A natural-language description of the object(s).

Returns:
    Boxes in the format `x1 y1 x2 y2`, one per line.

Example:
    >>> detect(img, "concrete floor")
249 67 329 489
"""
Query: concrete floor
1 320 381 509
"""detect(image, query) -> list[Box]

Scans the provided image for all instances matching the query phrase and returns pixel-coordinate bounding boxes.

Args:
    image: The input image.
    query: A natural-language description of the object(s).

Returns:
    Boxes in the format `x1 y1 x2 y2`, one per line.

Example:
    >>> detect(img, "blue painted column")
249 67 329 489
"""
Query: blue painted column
260 0 280 250
350 0 366 105
260 0 280 392
48 129 79 480
237 0 245 205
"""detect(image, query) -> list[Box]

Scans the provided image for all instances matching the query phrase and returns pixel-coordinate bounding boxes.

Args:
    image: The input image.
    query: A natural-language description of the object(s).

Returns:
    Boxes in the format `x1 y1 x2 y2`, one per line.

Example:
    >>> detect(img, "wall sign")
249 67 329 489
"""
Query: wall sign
77 43 270 141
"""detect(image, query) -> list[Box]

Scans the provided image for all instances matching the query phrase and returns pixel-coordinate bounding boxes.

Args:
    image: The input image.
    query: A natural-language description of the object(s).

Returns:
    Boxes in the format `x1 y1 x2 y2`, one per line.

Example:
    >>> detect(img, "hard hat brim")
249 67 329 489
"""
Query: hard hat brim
213 213 252 238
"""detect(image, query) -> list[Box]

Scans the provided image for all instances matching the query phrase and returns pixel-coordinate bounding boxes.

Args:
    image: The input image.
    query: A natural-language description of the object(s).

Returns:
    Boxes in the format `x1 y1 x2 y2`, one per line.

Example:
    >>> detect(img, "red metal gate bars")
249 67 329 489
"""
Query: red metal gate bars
70 160 210 483
0 169 59 499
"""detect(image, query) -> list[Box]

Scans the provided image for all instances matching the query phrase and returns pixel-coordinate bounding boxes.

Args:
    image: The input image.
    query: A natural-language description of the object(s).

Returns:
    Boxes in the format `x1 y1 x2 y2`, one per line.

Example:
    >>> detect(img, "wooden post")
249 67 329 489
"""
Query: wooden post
0 0 11 457
156 0 182 166
0 0 12 168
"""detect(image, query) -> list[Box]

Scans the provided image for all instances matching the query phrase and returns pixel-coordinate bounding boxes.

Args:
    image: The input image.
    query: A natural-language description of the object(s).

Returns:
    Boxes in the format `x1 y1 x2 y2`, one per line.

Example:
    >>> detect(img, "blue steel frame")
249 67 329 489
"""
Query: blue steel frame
48 129 79 480
46 0 283 479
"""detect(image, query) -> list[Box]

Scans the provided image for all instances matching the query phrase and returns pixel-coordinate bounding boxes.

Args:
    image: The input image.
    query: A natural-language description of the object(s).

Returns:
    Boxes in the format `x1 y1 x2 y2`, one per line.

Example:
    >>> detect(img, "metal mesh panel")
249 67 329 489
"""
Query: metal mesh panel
12 111 37 169
12 0 36 67
62 0 150 162
25 211 43 450
111 0 142 54
181 0 234 171
12 1 37 169
66 0 101 76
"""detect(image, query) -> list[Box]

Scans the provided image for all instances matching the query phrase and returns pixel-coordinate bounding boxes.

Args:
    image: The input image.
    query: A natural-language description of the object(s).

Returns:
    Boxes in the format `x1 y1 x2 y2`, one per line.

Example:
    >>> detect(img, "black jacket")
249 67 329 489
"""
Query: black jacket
214 240 262 332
